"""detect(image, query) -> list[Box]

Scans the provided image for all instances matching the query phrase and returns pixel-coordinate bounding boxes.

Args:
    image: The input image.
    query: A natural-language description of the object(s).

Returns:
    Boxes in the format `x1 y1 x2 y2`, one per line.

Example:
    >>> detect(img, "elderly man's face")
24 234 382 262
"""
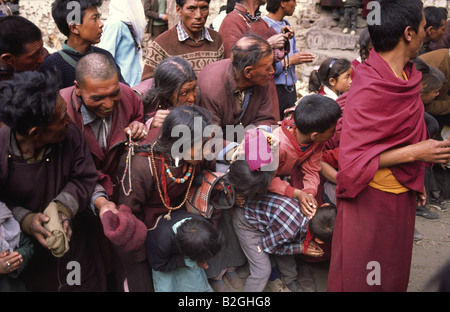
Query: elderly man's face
177 0 209 40
36 95 72 145
247 53 275 86
8 39 44 72
75 74 121 118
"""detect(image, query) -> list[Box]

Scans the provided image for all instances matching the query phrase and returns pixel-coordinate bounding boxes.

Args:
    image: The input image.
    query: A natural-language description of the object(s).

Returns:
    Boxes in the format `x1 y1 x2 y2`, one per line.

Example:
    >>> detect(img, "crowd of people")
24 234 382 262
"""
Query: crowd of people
1 0 450 293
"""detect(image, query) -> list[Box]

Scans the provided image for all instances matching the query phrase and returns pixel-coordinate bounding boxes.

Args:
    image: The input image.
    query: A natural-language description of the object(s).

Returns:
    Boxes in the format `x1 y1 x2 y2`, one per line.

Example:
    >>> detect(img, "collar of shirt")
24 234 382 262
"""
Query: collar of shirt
176 21 213 42
62 41 95 55
79 98 98 126
234 3 261 22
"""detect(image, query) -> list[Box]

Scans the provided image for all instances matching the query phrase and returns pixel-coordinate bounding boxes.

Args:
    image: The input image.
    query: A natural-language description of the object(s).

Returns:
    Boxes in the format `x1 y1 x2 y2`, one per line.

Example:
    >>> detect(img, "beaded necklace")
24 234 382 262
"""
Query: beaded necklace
120 133 137 196
150 142 195 220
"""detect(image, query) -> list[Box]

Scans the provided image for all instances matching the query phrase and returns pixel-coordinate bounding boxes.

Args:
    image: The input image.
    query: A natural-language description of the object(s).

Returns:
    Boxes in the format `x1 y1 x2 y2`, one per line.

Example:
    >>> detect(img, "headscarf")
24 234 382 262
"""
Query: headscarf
0 202 20 252
108 0 146 47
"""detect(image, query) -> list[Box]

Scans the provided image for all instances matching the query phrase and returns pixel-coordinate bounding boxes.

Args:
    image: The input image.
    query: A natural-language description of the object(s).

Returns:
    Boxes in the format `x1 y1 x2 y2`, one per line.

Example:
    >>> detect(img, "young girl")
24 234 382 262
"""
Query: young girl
309 58 352 100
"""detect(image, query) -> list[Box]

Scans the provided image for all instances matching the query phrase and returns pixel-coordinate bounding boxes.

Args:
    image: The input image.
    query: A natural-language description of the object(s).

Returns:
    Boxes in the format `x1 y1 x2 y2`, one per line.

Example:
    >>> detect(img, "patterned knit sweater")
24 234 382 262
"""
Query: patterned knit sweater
141 26 224 81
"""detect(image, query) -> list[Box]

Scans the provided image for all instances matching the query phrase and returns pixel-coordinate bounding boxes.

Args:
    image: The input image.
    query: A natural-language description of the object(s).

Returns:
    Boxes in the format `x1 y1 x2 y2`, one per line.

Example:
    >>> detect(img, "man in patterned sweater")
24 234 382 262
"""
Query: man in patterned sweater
141 0 224 81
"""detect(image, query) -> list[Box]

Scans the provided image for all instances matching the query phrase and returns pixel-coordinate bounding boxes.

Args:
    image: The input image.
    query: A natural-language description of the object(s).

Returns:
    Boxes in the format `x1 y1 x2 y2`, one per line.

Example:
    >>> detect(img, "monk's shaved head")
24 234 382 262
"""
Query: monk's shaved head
75 52 118 87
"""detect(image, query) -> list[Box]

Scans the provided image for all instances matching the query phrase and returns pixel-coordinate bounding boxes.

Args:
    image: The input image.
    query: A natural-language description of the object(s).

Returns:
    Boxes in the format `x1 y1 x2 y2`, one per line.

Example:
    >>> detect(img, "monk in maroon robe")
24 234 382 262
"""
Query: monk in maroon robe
327 0 450 292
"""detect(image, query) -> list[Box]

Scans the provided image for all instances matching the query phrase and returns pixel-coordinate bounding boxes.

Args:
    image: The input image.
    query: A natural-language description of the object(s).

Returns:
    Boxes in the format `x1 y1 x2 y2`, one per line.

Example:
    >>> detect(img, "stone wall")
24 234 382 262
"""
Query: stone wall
16 0 450 94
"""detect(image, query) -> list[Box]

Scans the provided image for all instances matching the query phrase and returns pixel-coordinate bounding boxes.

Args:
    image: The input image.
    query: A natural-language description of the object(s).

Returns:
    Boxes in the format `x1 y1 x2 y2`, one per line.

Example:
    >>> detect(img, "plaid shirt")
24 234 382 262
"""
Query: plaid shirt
244 193 309 255
176 21 213 42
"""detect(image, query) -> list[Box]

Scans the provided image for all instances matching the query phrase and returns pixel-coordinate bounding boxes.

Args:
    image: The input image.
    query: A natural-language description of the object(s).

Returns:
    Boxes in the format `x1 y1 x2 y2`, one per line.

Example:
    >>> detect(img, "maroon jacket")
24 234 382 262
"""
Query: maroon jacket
198 59 277 132
60 83 144 197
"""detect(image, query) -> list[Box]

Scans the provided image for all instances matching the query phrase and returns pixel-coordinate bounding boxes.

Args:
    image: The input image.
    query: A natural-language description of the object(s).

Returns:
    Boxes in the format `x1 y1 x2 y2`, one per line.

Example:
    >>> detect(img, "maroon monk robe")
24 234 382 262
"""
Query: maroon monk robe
327 49 428 292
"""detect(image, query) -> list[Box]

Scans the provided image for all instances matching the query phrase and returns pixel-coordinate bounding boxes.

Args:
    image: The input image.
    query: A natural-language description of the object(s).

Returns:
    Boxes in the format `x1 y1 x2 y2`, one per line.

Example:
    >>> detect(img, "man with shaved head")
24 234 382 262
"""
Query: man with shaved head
60 52 148 290
60 52 146 231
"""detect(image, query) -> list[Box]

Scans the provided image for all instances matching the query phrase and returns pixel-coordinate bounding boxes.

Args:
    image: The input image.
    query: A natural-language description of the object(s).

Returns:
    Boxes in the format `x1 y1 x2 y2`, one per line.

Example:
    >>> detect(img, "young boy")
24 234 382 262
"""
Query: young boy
230 96 342 292
270 94 342 219
40 0 125 89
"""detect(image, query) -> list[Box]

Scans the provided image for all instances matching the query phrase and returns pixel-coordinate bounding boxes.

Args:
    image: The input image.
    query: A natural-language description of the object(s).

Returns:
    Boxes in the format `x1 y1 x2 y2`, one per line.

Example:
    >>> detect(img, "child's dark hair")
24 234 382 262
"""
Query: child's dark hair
413 58 447 93
174 217 224 262
52 0 103 37
294 94 342 135
227 159 274 202
309 204 337 243
308 58 351 93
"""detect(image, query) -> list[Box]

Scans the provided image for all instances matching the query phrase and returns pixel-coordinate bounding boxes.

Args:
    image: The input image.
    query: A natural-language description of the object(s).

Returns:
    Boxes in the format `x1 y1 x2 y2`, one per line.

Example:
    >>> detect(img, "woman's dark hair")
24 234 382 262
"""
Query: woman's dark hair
174 217 224 262
359 28 373 61
0 16 42 56
294 94 342 134
0 71 60 136
308 58 351 93
52 0 103 37
424 6 448 30
143 56 196 113
309 204 337 243
368 0 423 53
413 58 447 93
154 105 213 159
227 159 274 202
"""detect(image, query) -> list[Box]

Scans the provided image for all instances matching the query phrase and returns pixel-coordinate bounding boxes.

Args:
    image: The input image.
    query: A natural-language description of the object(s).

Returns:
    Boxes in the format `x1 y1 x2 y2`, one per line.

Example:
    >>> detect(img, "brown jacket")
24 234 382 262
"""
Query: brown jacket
419 49 450 115
144 0 164 35
197 58 277 146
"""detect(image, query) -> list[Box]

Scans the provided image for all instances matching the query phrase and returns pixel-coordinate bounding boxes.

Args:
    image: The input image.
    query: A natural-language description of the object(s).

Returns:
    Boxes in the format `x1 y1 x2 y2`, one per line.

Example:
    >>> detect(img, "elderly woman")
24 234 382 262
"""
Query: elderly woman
0 71 104 291
142 56 198 131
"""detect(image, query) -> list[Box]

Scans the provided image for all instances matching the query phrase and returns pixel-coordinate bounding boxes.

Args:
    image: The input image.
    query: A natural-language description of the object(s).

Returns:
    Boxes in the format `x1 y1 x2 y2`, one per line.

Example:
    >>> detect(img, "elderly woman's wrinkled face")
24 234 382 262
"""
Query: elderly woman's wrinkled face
171 80 197 106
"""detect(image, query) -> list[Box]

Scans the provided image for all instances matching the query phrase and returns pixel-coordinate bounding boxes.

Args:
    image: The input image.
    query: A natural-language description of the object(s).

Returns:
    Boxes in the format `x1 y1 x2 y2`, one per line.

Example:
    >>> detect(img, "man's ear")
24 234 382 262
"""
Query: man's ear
74 80 82 96
425 26 433 37
310 132 319 142
404 26 415 43
176 4 182 16
27 126 40 139
0 53 15 67
243 66 253 79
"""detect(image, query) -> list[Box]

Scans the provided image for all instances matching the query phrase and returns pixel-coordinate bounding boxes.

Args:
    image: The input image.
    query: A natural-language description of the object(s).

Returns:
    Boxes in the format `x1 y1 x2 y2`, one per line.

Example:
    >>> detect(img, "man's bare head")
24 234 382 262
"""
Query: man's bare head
75 52 118 88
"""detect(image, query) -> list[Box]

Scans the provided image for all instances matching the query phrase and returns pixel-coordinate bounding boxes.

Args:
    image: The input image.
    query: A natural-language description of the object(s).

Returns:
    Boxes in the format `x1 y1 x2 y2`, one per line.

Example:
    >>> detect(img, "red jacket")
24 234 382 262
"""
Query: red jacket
60 83 144 197
268 125 324 198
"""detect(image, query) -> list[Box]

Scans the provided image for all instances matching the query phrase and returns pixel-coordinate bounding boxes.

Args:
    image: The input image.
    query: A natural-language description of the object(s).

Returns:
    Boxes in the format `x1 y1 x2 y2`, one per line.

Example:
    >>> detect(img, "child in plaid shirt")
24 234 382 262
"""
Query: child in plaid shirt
228 96 341 291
